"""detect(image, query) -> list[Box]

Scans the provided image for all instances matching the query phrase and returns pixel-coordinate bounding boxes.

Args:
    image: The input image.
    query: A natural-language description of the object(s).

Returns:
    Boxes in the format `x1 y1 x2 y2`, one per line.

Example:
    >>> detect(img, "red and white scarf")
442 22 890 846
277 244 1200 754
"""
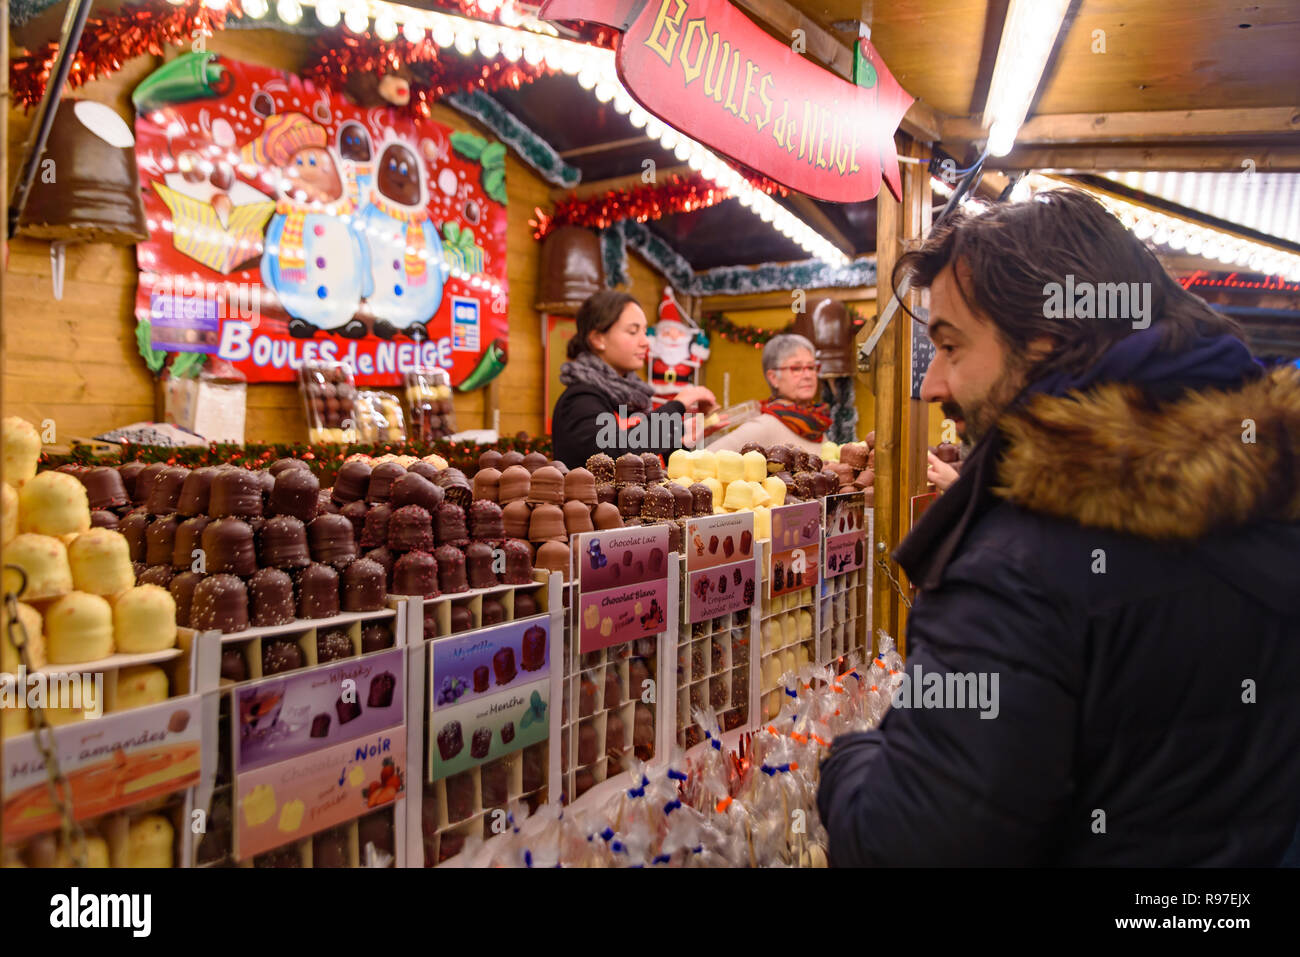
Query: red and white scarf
368 191 431 286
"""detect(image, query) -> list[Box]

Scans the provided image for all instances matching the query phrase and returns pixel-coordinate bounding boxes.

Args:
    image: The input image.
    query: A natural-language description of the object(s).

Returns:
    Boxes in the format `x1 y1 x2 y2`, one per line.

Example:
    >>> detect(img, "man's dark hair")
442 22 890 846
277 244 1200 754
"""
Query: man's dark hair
568 290 641 359
893 188 1245 382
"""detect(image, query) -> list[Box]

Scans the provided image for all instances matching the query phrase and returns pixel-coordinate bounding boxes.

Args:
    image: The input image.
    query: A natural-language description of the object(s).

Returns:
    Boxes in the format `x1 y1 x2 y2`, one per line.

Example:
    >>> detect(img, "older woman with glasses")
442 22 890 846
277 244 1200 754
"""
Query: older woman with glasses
706 333 830 455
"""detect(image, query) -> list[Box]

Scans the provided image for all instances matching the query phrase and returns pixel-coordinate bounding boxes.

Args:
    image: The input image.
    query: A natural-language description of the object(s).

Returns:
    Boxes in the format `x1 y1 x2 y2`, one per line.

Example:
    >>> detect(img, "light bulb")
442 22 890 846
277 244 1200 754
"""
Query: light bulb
986 120 1017 157
316 1 341 26
403 21 425 43
1168 228 1187 250
454 30 476 56
476 33 498 58
628 106 648 128
202 0 229 9
242 0 268 16
658 128 678 151
558 47 582 73
644 117 664 140
612 90 633 114
478 0 500 12
1133 217 1155 240
577 69 597 90
276 0 302 23
344 5 369 34
432 21 455 47
501 38 522 61
375 13 399 41
1184 232 1204 256
594 81 615 103
673 140 691 162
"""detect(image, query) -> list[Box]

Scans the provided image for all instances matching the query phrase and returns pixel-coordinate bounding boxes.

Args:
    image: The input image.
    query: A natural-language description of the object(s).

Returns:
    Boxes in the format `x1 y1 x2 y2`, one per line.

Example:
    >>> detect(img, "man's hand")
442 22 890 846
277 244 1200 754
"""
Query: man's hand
926 451 960 492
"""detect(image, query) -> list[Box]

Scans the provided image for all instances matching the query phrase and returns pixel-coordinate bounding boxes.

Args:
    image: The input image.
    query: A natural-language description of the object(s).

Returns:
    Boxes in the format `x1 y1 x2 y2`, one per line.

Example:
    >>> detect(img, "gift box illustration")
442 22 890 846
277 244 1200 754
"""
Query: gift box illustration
442 221 485 275
153 176 275 274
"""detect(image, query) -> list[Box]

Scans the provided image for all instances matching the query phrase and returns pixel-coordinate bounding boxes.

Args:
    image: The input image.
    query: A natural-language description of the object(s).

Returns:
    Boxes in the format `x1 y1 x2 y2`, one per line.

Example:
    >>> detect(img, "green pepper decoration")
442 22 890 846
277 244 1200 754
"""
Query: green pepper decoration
132 52 233 114
456 338 508 392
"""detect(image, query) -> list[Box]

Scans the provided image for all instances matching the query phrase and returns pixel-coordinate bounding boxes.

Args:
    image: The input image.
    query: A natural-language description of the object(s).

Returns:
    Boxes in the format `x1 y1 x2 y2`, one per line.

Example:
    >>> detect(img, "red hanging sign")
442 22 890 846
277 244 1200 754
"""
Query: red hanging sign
540 0 913 203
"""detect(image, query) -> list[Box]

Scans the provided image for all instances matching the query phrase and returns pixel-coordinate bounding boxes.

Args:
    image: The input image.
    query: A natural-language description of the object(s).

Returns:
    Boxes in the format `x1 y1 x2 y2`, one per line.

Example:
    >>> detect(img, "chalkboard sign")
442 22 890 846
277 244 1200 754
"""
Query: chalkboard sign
911 306 934 399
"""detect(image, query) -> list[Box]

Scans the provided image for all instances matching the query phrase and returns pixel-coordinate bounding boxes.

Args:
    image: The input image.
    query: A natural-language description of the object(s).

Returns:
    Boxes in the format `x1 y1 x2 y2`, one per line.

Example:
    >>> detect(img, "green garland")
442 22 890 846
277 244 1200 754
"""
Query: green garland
621 220 695 295
40 436 551 484
601 221 630 288
694 256 877 297
445 90 581 189
700 307 870 346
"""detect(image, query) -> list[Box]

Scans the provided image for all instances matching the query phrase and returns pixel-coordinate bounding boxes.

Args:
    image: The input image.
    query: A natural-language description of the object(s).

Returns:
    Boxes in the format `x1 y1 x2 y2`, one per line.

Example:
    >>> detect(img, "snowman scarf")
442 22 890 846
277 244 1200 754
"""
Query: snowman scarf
276 196 355 284
368 191 431 286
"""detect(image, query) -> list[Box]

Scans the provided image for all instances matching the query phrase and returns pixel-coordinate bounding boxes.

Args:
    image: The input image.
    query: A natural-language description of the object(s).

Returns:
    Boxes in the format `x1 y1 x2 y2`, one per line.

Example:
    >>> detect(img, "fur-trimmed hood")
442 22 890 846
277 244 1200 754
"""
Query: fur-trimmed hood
996 364 1300 541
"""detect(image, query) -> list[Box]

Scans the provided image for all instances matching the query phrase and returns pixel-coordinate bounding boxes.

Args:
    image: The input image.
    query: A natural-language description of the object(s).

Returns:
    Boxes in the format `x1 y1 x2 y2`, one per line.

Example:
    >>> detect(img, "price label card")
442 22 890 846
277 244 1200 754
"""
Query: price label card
573 526 670 654
769 501 821 598
684 512 756 623
823 491 867 579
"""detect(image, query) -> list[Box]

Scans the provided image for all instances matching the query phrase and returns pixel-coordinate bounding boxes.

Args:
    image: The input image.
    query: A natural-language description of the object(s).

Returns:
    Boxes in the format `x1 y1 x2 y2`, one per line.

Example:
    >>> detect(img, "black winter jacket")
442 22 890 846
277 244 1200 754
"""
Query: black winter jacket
551 382 686 470
817 364 1300 866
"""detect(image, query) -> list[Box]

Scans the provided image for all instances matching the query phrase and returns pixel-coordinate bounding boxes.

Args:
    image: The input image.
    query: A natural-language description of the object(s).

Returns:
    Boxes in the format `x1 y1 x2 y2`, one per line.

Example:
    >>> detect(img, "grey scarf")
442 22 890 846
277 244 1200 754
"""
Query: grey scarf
559 352 656 413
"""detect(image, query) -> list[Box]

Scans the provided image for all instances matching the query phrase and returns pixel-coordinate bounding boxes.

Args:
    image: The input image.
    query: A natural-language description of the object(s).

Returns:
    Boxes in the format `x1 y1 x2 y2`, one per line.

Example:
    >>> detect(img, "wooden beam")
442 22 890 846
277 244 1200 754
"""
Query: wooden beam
900 101 945 144
942 107 1300 144
701 286 876 313
550 164 692 201
985 144 1300 174
558 135 652 159
733 0 855 80
784 193 856 259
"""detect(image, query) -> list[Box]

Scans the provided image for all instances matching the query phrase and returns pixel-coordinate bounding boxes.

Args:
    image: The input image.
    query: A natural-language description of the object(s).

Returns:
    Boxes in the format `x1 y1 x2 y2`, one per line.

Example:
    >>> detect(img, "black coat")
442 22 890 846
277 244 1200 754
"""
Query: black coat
551 382 686 470
817 364 1300 866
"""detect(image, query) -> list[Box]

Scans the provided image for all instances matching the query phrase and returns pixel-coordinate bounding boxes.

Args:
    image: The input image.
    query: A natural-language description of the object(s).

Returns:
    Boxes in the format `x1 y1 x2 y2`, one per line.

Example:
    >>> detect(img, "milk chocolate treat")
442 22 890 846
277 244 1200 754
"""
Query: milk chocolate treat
361 622 394 652
340 500 369 539
90 510 119 530
366 461 406 503
171 515 210 569
257 515 311 570
220 647 247 682
593 502 623 530
481 595 505 626
472 468 501 503
614 453 645 487
578 721 598 764
435 545 468 593
297 562 340 619
562 467 598 506
501 538 534 584
270 468 319 523
169 571 204 628
359 503 392 549
145 467 189 515
449 604 473 633
520 451 548 475
528 503 566 542
563 500 594 536
144 514 179 566
617 485 646 519
331 460 372 504
525 466 564 505
118 511 149 562
117 461 146 501
641 453 666 484
312 828 350 868
138 563 173 588
208 468 263 518
498 465 531 504
317 629 354 663
270 457 311 476
190 574 248 634
408 461 441 484
391 472 443 516
342 558 387 612
465 542 496 589
388 504 434 551
605 712 626 756
202 518 256 576
596 482 617 506
640 485 675 521
435 502 468 545
502 500 532 539
336 694 361 725
309 513 358 568
249 567 295 627
392 550 438 597
574 767 595 798
81 467 129 511
585 453 615 485
478 449 503 471
437 720 464 760
499 450 525 470
514 591 538 618
132 463 168 507
468 500 505 540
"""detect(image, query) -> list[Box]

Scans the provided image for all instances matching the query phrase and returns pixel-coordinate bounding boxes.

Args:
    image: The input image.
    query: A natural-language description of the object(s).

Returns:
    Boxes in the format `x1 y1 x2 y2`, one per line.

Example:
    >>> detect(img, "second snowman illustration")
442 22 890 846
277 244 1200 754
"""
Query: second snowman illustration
359 140 445 339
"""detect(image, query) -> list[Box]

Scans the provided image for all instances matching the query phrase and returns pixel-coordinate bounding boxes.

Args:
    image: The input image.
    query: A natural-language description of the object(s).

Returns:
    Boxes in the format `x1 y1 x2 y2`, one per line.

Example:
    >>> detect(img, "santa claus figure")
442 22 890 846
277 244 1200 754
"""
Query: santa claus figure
647 287 710 409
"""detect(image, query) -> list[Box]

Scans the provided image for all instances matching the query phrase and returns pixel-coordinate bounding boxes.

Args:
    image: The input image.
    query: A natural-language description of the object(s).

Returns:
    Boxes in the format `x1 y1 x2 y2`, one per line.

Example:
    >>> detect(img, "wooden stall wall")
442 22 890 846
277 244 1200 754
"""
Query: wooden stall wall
2 29 590 446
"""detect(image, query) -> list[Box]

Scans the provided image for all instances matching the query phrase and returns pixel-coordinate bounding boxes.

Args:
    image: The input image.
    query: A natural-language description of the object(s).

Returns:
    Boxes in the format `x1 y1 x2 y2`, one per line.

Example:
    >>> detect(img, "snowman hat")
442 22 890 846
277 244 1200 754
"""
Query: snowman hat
242 112 327 168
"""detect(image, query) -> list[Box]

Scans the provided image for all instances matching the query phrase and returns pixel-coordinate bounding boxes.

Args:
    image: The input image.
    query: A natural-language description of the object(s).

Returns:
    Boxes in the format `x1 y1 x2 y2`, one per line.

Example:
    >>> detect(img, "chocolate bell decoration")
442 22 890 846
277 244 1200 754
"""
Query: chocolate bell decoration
793 298 855 377
535 225 604 316
16 99 149 300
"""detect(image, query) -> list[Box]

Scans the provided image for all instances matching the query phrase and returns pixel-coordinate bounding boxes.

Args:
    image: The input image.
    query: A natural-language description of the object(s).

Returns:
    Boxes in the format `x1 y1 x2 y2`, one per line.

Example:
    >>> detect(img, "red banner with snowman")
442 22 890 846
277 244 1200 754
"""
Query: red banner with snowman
132 53 509 387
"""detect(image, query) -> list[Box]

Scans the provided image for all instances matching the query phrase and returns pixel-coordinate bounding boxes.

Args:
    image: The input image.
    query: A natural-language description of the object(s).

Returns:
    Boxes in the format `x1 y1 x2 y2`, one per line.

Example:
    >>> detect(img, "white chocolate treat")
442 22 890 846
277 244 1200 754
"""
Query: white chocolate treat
56 836 111 868
690 449 717 481
765 690 780 719
761 620 779 652
742 449 768 483
722 480 754 510
781 648 796 676
112 665 169 712
2 483 17 546
421 454 449 470
43 677 100 725
763 655 782 688
127 815 174 868
700 476 723 505
45 591 114 664
112 585 177 654
1 601 46 673
762 477 787 507
795 643 810 668
666 449 693 481
68 528 135 596
2 533 73 600
715 450 744 484
18 471 91 537
781 614 797 647
2 417 42 487
752 506 771 542
797 609 813 639
750 481 771 508
820 441 840 464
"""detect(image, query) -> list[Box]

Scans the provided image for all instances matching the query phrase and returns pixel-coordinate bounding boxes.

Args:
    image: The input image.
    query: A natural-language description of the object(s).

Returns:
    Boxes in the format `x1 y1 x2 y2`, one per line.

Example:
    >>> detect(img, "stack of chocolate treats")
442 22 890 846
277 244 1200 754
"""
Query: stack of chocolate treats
831 432 877 504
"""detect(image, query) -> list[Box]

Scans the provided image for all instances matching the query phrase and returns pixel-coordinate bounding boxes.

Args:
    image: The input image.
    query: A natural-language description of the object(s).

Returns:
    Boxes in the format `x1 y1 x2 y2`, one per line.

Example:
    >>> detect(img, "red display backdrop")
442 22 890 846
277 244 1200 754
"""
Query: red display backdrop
132 54 509 386
540 0 913 203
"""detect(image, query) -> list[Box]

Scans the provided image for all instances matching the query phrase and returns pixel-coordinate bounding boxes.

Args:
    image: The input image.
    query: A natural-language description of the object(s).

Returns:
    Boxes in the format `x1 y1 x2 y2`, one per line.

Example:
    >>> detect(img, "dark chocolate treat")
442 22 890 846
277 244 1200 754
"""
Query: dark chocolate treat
492 646 517 685
478 449 503 472
513 591 538 618
434 502 468 545
270 457 312 476
331 460 372 504
340 499 369 540
309 513 358 568
604 667 623 709
499 450 525 470
578 721 598 765
392 549 438 597
614 453 645 487
358 809 395 862
465 542 496 589
473 665 489 692
633 703 655 760
578 677 597 718
481 596 505 626
468 500 505 541
117 461 147 501
201 517 256 576
90 509 120 530
437 720 464 760
596 482 618 506
342 558 387 612
132 463 168 508
359 502 392 549
361 622 394 653
144 513 179 566
585 453 615 485
471 726 492 759
435 545 468 593
263 638 304 674
390 471 444 514
422 605 440 641
54 464 86 477
255 846 302 868
766 446 796 475
220 647 248 682
254 469 276 510
449 604 473 633
605 712 625 755
481 758 508 806
138 563 173 588
793 472 817 500
312 827 349 868
574 766 595 798
169 570 204 628
142 466 188 515
81 466 129 511
208 467 263 518
336 695 361 724
176 467 216 517
310 714 331 738
366 462 407 504
501 538 533 585
617 485 646 519
740 442 766 457
388 504 434 551
190 574 249 634
368 671 396 707
249 567 295 627
270 468 320 523
296 562 340 619
172 514 210 569
317 628 354 662
640 485 675 521
500 722 515 745
257 515 311 570
668 482 692 518
316 490 340 516
445 770 474 823
434 468 473 510
363 546 396 584
118 511 149 563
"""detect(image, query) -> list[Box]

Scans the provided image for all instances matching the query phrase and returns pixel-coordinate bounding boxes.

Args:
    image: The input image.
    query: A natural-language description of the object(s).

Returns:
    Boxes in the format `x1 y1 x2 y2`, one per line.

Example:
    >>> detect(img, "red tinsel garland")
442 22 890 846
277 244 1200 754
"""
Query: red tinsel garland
532 171 789 239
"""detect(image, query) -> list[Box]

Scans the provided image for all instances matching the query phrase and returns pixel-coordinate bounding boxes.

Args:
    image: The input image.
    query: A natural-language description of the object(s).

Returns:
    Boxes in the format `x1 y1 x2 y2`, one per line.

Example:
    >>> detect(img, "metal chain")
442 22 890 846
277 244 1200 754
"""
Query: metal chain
4 566 87 866
873 544 913 610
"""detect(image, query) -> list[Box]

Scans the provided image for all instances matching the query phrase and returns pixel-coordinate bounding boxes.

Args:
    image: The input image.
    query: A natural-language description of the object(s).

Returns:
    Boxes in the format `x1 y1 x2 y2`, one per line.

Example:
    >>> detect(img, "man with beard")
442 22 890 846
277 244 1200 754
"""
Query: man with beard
817 188 1300 866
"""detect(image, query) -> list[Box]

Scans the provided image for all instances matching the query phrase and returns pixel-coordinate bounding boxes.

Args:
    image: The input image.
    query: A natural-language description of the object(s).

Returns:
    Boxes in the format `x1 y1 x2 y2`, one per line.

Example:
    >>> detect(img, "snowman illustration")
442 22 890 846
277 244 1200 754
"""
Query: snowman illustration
358 140 445 340
337 121 373 208
248 113 372 338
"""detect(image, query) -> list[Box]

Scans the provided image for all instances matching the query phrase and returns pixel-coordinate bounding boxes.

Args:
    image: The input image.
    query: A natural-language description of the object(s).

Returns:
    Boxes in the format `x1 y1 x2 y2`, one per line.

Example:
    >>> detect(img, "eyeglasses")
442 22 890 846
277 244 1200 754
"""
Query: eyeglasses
775 363 820 375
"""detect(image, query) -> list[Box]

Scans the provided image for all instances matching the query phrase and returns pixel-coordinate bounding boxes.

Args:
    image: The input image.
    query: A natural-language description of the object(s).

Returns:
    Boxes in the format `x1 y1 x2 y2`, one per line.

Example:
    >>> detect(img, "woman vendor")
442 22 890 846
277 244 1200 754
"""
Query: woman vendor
705 334 830 455
552 290 716 469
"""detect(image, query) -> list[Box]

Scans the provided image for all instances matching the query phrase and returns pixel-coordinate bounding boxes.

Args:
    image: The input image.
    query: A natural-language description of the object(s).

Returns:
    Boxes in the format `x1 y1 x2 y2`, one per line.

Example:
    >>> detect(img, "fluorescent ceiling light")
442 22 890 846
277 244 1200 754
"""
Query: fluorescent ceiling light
982 0 1070 156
